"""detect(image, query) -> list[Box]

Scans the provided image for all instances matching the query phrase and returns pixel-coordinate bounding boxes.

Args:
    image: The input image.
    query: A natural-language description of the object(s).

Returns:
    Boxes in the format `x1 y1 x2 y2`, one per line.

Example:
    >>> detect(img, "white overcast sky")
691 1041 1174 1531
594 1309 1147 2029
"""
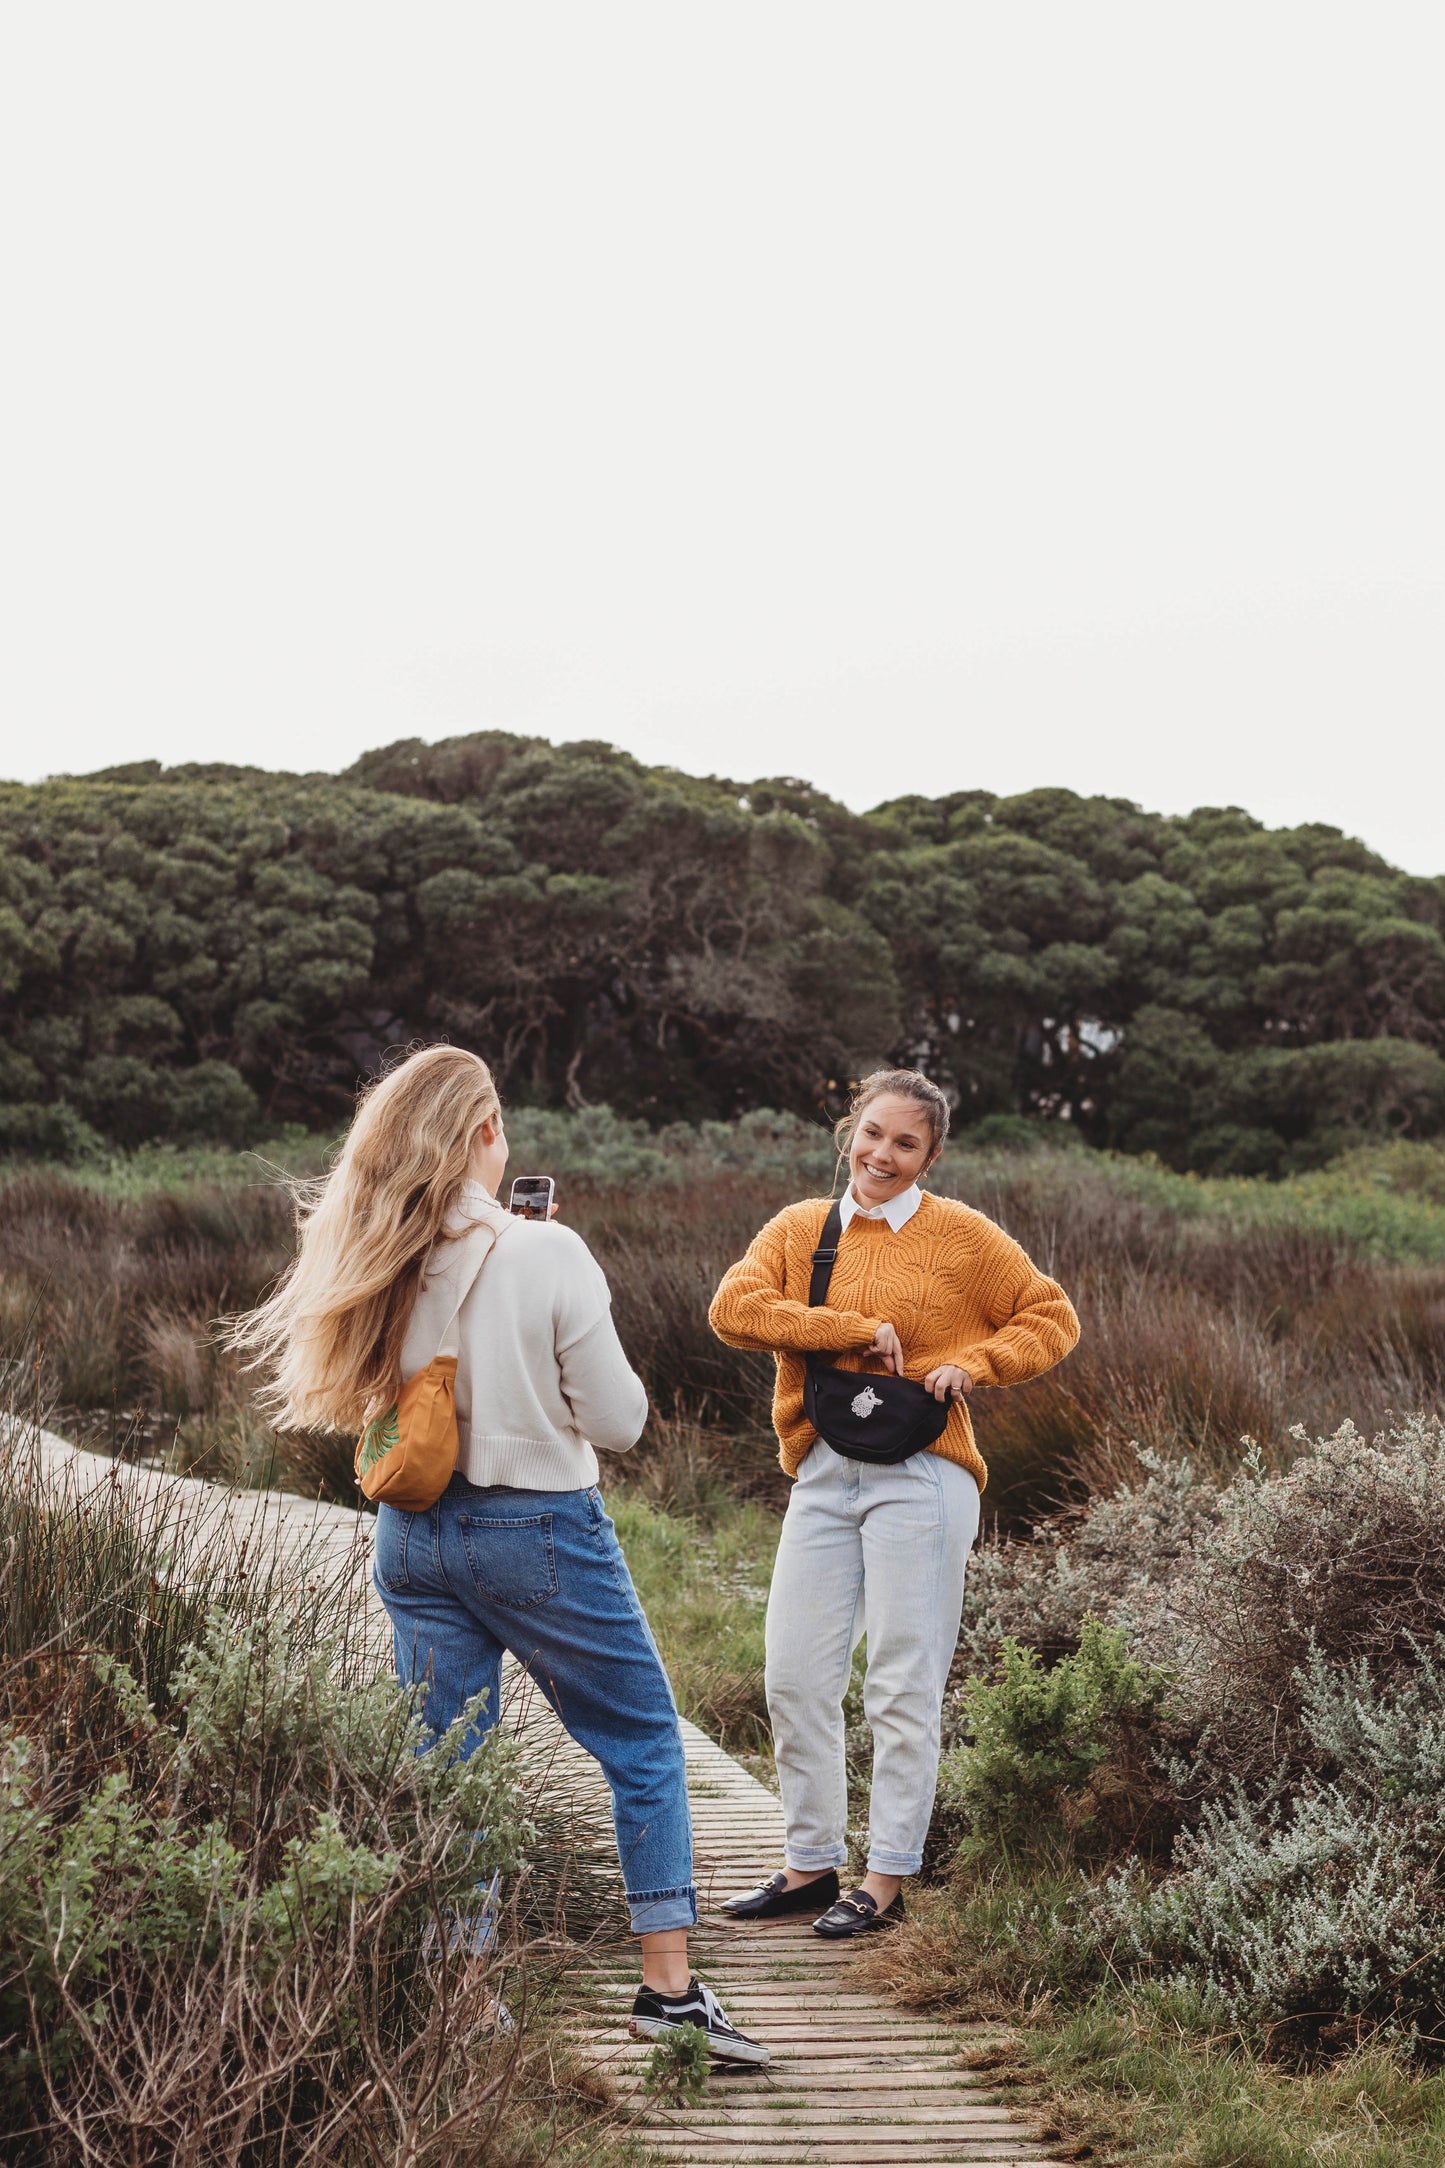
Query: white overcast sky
1 5 1440 871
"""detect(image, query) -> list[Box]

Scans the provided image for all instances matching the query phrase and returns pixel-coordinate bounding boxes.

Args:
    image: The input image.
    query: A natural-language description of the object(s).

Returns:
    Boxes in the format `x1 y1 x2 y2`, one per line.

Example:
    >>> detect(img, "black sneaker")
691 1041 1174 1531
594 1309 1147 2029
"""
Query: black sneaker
629 1975 770 2066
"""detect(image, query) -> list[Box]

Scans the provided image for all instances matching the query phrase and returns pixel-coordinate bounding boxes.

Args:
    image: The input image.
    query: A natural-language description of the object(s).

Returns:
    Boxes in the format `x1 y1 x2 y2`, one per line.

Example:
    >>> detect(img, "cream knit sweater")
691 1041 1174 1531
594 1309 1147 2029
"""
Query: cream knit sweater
400 1181 647 1491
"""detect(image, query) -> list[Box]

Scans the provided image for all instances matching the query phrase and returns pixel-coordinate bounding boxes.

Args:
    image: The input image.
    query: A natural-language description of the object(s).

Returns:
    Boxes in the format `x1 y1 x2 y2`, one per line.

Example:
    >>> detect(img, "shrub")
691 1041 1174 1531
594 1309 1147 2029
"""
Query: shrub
0 1605 546 2159
0 1424 624 2165
0 1609 526 2095
947 1418 1445 2052
72 1056 258 1149
938 1619 1176 1866
1104 1641 1445 2048
503 1102 838 1190
1164 1417 1445 1794
0 1101 103 1161
956 1419 1445 1801
956 1448 1222 1676
642 2022 711 2103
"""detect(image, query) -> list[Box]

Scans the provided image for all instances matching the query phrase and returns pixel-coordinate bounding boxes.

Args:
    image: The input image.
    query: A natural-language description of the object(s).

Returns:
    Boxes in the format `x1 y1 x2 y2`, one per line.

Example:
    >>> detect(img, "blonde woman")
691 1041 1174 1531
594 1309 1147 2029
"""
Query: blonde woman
229 1044 766 2066
709 1070 1079 1938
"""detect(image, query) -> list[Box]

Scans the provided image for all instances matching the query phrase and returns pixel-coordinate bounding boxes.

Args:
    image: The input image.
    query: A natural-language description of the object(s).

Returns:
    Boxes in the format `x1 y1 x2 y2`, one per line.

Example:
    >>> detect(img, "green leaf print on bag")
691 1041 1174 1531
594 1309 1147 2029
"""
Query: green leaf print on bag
357 1404 400 1482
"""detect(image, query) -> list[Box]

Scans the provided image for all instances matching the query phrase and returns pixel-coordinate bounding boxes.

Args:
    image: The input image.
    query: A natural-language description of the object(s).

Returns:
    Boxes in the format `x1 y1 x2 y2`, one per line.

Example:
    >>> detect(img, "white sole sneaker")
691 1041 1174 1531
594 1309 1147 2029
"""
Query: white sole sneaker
629 1977 770 2067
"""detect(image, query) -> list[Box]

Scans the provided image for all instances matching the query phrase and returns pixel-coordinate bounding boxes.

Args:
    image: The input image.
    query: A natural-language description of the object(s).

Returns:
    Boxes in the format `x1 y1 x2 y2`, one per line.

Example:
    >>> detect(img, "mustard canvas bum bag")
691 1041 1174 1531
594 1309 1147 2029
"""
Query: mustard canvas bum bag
355 1216 508 1511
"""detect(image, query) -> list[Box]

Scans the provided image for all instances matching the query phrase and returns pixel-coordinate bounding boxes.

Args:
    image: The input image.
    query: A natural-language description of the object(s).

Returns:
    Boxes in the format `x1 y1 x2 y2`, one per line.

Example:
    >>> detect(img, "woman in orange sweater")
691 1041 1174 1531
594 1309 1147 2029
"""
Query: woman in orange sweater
709 1069 1079 1938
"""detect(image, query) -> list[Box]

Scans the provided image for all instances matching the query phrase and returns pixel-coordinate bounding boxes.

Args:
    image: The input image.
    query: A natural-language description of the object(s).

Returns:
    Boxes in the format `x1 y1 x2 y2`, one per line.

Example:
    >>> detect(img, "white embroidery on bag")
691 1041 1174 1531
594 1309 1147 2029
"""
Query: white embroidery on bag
851 1385 883 1419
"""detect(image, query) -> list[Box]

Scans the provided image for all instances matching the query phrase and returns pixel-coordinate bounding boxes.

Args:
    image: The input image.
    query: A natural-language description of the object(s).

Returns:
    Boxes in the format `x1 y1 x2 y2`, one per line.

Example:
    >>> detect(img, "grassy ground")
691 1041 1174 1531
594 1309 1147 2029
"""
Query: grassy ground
981 1998 1445 2167
607 1488 777 1757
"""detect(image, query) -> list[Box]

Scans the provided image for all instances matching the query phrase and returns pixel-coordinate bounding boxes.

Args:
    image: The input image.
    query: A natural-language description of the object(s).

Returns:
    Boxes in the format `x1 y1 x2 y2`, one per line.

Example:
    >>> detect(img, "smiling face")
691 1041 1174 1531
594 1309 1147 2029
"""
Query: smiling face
847 1092 938 1207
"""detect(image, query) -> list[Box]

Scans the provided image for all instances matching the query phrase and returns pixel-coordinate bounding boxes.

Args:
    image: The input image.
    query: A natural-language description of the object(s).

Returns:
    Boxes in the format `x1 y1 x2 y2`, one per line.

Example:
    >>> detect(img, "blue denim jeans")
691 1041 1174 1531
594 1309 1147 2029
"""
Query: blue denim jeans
373 1474 697 1934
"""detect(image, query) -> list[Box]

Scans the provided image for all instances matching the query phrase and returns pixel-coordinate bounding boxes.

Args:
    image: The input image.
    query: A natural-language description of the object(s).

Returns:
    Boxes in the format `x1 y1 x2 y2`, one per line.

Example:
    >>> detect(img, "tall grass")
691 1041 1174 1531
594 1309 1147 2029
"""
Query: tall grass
4 1132 1439 1523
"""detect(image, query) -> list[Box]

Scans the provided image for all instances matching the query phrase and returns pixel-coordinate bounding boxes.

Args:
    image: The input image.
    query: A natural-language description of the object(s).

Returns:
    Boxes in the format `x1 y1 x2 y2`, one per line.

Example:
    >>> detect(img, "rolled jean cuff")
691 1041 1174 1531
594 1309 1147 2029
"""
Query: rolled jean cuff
628 1884 699 1935
786 1843 848 1872
866 1848 922 1877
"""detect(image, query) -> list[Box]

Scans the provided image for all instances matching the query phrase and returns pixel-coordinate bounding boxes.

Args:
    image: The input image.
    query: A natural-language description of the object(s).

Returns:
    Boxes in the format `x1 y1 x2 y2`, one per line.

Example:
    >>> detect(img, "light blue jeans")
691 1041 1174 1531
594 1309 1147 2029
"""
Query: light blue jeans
764 1442 980 1877
374 1474 697 1934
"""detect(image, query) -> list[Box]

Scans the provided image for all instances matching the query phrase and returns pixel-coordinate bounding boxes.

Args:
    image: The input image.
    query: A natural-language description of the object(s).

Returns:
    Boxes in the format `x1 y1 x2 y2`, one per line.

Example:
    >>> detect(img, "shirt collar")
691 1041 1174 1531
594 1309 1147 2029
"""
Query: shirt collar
838 1181 923 1233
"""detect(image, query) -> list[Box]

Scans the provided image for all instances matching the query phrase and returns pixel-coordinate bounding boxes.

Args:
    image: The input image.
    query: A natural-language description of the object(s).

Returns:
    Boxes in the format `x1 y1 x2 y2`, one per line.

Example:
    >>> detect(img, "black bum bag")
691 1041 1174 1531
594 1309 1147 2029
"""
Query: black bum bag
801 1199 951 1466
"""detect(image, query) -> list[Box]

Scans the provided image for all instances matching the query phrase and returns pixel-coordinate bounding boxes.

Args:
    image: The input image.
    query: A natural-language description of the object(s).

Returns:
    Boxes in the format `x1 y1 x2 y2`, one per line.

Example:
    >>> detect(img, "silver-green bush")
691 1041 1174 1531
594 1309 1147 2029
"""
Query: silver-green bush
1103 1643 1445 2046
950 1418 1445 2050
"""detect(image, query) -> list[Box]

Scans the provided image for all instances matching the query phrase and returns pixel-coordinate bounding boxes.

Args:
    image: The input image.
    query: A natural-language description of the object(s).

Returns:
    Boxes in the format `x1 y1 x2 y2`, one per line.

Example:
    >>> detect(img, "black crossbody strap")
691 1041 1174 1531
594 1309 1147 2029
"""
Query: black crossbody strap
801 1197 946 1466
808 1199 845 1309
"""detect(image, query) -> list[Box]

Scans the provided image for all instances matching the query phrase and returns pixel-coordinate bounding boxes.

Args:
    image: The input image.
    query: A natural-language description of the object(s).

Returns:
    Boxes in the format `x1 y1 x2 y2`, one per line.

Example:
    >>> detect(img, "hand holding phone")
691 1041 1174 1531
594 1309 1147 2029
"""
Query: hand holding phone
508 1175 556 1221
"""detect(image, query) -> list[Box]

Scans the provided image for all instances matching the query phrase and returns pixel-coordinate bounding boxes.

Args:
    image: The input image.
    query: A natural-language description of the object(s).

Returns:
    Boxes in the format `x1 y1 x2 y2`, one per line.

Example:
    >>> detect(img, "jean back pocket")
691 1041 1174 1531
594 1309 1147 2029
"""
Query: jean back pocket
457 1513 558 1609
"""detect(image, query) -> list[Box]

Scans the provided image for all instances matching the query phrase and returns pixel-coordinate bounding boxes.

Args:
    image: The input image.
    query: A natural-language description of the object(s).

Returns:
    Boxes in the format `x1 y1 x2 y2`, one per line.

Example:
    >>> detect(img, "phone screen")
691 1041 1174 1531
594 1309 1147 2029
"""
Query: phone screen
508 1175 555 1221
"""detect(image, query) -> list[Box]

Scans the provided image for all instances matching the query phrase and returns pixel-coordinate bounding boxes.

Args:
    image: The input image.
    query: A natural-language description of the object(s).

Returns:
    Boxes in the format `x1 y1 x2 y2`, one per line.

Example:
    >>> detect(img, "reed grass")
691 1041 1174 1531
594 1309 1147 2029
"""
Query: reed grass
8 1134 1440 1522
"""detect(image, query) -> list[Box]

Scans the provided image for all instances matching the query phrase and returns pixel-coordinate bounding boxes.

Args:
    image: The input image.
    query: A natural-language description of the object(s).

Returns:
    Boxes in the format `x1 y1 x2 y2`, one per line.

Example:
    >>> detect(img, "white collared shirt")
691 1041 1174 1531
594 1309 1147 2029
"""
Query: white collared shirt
837 1181 923 1233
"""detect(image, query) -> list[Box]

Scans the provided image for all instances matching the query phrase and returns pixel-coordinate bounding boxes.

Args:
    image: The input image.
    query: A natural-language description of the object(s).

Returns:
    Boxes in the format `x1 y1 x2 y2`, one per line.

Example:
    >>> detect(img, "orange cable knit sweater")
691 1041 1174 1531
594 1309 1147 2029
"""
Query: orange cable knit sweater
708 1193 1080 1489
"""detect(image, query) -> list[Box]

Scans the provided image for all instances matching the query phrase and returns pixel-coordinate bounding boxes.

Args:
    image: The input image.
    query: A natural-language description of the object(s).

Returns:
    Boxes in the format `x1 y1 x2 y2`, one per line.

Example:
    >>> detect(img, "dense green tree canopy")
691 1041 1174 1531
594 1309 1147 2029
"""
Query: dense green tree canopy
1 734 1442 1172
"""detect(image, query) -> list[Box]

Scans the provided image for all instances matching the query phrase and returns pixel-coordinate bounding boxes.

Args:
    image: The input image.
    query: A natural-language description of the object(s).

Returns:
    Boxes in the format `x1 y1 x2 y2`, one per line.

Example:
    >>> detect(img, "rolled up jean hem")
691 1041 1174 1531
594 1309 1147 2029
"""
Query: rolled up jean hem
628 1885 699 1935
786 1844 849 1872
866 1849 923 1877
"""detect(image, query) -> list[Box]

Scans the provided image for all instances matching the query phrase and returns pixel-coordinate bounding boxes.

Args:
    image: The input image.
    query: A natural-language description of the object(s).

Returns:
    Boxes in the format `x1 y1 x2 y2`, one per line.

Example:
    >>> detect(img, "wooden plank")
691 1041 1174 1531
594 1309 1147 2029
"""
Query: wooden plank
621 2092 995 2109
642 2147 1050 2158
639 2152 1052 2163
640 2150 1050 2165
644 2112 1031 2130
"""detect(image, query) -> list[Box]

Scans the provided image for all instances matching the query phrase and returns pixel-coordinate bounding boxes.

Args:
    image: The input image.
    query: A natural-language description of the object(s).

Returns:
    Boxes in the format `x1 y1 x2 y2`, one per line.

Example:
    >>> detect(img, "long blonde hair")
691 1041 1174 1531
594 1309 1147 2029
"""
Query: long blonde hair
226 1044 502 1433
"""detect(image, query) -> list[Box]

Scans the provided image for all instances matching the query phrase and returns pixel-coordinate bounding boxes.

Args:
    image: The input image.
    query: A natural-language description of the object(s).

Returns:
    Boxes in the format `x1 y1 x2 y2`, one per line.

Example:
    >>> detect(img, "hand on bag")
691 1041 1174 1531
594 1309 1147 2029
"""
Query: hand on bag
923 1364 973 1403
865 1322 905 1376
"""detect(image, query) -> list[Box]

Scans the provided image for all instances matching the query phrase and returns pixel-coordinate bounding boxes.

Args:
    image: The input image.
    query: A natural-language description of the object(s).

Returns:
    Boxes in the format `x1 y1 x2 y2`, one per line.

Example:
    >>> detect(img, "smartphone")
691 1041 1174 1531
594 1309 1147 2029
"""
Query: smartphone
508 1174 555 1221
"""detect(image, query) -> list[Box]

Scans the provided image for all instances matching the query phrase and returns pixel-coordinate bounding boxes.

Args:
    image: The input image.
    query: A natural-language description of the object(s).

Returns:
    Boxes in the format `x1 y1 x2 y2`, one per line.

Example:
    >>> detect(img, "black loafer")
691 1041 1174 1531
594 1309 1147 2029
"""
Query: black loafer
812 1887 905 1938
719 1868 841 1920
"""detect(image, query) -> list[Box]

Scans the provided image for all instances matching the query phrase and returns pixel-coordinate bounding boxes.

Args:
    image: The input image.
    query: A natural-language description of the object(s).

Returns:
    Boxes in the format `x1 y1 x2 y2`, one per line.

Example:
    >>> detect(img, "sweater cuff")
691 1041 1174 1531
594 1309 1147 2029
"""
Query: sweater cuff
951 1344 999 1389
826 1312 883 1351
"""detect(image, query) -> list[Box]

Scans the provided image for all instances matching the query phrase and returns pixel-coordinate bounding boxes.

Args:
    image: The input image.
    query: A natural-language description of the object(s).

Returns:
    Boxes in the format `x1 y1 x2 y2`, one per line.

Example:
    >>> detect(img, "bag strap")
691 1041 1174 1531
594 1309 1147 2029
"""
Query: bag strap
433 1215 510 1364
808 1198 845 1308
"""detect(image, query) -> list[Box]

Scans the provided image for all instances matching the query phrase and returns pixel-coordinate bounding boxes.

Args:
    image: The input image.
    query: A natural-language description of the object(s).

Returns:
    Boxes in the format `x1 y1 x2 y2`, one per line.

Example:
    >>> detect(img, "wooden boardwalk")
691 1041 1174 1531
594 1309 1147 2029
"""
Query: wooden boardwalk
530 1695 1059 2164
28 1431 1057 2166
